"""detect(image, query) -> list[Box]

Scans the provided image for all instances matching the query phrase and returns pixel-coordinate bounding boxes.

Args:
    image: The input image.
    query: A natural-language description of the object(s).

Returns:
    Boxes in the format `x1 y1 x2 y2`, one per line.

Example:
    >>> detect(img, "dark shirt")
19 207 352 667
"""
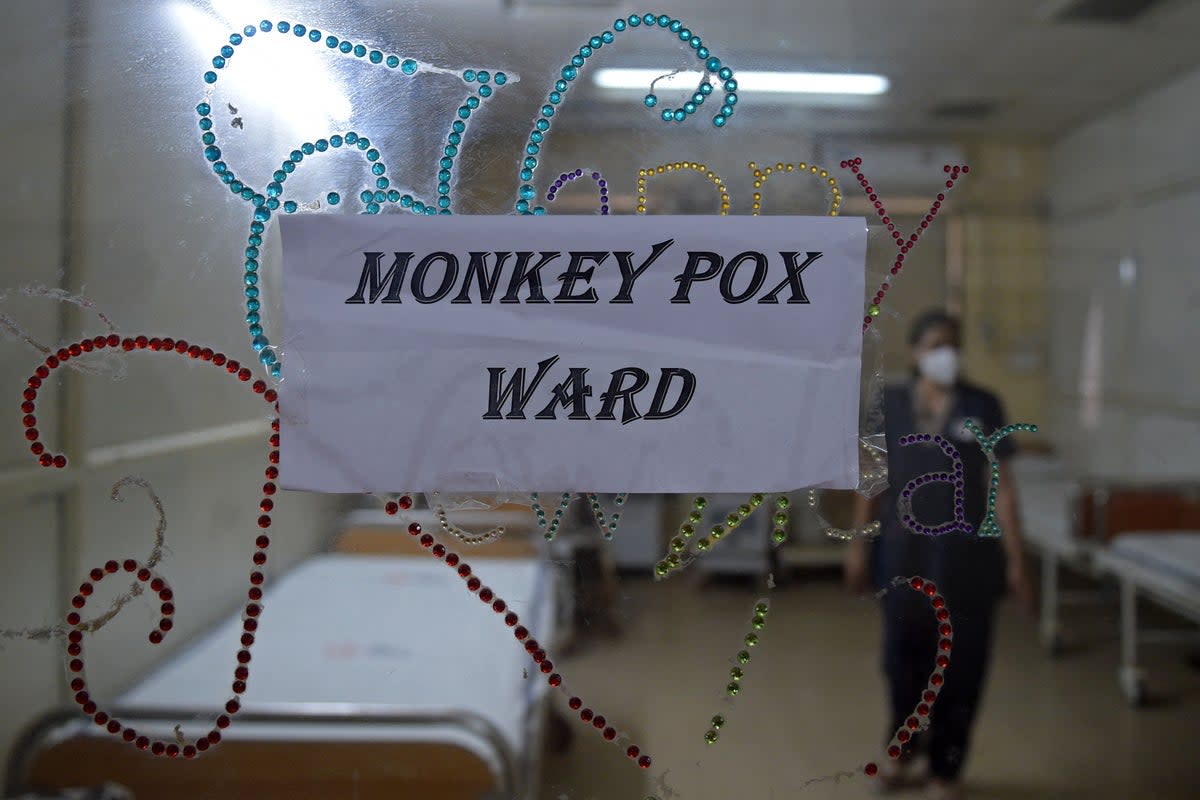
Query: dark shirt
870 380 1015 607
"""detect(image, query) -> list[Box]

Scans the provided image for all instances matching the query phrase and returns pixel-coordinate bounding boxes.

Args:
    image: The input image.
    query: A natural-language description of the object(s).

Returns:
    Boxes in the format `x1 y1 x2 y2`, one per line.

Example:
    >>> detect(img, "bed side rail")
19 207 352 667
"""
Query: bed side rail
7 705 519 800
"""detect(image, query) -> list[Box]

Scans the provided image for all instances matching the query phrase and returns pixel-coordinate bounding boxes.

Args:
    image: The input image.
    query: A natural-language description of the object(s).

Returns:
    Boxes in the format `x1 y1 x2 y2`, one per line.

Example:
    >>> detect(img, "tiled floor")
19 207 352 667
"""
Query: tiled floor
540 571 1199 800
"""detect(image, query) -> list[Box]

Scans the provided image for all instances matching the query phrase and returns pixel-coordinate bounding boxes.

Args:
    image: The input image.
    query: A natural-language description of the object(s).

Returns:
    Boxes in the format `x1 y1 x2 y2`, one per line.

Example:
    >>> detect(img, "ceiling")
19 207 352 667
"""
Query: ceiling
362 0 1200 139
11 0 1198 144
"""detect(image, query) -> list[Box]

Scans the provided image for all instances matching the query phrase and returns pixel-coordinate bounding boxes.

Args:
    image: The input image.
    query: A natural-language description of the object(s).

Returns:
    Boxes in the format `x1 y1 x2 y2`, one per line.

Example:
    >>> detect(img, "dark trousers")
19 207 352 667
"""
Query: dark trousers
881 587 996 780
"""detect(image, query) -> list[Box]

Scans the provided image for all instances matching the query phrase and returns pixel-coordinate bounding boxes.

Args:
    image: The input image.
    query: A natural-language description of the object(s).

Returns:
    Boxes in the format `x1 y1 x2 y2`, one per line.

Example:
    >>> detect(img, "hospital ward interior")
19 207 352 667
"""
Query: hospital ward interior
2 1 1200 798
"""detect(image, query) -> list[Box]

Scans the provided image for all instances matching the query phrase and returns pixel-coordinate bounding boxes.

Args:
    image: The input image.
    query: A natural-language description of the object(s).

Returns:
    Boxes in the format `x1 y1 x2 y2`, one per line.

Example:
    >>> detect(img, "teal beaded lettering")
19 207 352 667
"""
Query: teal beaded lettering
196 20 513 378
962 420 1039 538
199 16 750 378
510 13 737 214
530 492 573 541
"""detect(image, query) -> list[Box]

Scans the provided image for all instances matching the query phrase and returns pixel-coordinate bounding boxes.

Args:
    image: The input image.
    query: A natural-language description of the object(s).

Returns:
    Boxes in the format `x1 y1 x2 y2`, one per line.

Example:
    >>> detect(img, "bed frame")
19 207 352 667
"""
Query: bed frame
8 707 514 800
1093 535 1200 706
1012 457 1099 653
1016 462 1200 704
1030 482 1108 654
8 506 560 800
333 506 565 794
1021 469 1200 655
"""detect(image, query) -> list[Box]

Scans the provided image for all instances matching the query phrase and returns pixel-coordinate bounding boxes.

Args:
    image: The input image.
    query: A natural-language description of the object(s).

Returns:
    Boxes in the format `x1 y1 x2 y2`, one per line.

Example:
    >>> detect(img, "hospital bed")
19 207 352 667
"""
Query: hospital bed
8 506 561 800
1013 457 1200 651
1010 454 1095 653
1094 531 1200 705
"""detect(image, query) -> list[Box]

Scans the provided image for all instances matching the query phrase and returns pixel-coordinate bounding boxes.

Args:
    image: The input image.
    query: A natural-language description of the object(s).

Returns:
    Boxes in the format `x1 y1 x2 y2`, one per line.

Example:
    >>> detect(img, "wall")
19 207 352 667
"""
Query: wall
958 141 1049 441
0 2 340 784
1047 65 1200 480
0 0 73 783
511 128 1052 516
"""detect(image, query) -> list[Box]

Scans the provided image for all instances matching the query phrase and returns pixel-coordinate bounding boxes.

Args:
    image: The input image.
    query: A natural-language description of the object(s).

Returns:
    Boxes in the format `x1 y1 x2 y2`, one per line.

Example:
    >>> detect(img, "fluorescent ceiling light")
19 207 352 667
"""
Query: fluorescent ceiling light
593 69 889 95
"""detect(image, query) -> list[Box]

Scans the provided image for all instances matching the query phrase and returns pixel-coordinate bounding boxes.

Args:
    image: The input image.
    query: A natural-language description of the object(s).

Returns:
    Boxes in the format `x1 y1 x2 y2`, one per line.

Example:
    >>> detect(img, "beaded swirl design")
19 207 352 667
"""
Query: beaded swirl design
3 15 1027 791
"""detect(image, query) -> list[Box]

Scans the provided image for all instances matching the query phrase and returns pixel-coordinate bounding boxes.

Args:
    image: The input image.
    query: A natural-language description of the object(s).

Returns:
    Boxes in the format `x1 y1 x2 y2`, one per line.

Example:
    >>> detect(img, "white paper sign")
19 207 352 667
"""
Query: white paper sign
279 214 865 494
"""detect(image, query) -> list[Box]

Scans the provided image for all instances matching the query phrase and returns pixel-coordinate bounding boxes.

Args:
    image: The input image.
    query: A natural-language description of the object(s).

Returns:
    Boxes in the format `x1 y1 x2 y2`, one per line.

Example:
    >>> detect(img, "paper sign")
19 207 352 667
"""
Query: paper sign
279 214 865 494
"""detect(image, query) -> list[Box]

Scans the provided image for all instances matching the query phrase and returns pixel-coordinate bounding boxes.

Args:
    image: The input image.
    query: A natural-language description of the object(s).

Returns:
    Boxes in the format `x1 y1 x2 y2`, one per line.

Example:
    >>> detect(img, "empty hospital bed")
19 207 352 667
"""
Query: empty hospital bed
8 506 561 800
1013 457 1200 651
1094 531 1200 705
1011 454 1091 653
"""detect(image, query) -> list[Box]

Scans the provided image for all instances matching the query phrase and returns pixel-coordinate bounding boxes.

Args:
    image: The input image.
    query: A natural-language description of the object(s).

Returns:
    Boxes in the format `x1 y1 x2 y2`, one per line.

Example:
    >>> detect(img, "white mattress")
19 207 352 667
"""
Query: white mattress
1009 454 1067 481
1010 456 1086 556
1107 532 1200 591
117 552 555 777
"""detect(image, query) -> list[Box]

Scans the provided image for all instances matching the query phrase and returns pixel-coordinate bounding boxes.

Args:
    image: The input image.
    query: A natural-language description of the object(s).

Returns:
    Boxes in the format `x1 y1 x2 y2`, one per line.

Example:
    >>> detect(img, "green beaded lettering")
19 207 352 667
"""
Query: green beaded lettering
703 599 769 744
655 494 790 580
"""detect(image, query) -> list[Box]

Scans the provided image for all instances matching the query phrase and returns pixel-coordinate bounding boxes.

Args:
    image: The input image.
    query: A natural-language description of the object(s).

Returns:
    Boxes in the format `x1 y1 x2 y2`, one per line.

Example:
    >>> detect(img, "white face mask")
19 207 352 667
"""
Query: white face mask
918 346 959 386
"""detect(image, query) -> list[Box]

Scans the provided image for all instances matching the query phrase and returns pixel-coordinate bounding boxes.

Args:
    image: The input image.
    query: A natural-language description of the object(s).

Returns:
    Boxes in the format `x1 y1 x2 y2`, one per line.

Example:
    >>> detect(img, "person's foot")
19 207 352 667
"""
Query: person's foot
926 778 966 800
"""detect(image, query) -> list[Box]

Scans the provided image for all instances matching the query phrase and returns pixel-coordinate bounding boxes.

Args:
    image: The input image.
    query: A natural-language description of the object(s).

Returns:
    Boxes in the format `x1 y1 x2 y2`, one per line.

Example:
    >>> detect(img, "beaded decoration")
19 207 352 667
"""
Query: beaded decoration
748 161 842 216
962 420 1038 538
22 334 281 757
807 439 888 540
197 19 514 377
636 162 731 215
769 495 792 547
654 493 788 579
587 492 628 540
515 14 739 215
380 493 415 518
431 494 507 545
0 477 165 644
657 495 706 573
895 434 974 537
530 492 574 540
704 598 770 745
843 159 968 334
864 575 954 776
382 493 511 546
1 286 122 380
894 422 1037 539
403 520 652 769
380 492 510 546
808 489 882 541
0 13 1021 797
545 169 610 214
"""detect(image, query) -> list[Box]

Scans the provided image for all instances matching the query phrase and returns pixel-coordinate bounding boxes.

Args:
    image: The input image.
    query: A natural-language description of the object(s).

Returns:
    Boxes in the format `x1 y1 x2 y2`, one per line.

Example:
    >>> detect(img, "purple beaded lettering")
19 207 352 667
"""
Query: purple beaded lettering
895 434 974 536
545 168 610 214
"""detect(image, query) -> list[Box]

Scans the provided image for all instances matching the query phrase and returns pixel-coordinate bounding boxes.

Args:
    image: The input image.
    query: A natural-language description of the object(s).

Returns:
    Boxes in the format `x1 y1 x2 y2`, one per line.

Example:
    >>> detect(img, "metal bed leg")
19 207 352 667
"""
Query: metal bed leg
1040 550 1062 655
1118 577 1146 706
